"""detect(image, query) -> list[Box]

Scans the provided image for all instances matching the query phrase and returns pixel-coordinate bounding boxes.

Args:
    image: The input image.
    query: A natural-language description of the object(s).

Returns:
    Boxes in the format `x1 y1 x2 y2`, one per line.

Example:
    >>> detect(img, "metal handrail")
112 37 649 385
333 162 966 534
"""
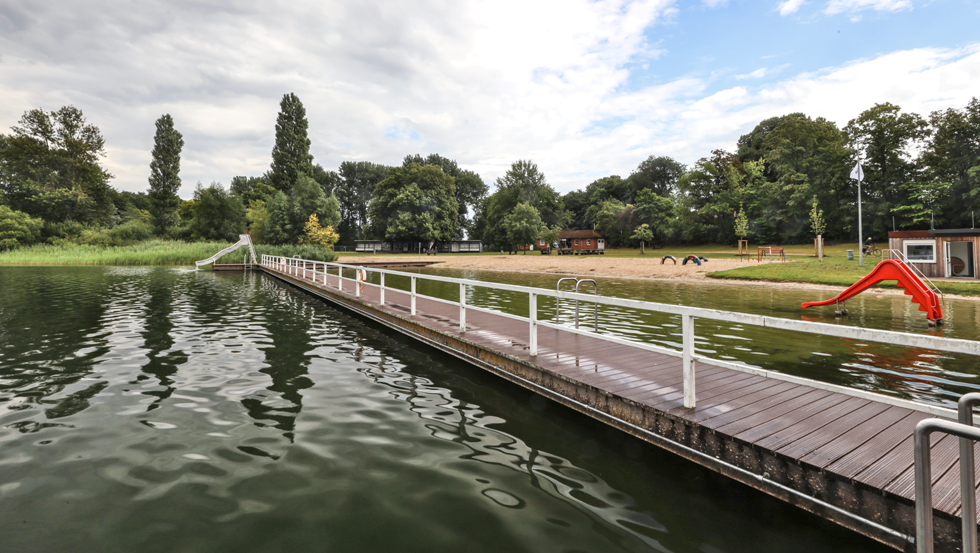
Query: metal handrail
914 393 980 553
555 278 578 324
883 249 944 309
574 279 598 331
261 255 980 417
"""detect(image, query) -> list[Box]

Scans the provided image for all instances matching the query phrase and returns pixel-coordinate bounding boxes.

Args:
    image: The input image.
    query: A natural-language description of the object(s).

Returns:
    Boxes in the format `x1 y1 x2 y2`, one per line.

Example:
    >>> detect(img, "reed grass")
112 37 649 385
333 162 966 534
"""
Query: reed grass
0 240 341 266
0 240 236 265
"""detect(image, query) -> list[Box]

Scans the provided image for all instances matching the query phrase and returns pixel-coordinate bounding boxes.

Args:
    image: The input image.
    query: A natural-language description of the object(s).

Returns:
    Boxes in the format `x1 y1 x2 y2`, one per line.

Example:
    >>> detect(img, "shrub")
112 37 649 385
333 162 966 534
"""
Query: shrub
257 243 338 262
0 206 43 250
107 220 154 244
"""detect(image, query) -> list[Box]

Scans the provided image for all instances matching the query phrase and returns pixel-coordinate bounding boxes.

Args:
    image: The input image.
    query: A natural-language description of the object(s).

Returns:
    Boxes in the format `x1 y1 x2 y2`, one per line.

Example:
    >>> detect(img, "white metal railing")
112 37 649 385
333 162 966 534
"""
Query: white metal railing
883 249 944 308
914 393 980 553
261 255 980 417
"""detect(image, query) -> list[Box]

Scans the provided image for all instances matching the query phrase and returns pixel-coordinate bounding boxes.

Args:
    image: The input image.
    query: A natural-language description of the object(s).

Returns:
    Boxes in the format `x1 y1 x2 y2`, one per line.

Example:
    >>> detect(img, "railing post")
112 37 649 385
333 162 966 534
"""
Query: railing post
459 283 466 332
959 393 980 553
529 292 538 356
338 266 342 291
411 276 416 315
682 313 696 408
380 272 385 306
355 268 361 297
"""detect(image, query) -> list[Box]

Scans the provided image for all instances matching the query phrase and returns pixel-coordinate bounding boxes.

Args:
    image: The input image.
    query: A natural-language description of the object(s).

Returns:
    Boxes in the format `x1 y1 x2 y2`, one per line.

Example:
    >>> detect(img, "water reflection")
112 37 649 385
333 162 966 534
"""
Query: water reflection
0 266 890 552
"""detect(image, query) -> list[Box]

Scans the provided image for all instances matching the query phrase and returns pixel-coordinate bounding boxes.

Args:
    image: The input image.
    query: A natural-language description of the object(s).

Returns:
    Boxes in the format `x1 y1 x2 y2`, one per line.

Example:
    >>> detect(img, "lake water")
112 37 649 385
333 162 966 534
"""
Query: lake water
388 266 980 410
0 266 896 552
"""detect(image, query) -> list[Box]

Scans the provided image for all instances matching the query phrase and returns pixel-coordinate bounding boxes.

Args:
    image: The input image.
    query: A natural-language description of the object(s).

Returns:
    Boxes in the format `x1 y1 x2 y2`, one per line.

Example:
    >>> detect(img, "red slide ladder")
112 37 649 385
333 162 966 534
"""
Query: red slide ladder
801 259 943 323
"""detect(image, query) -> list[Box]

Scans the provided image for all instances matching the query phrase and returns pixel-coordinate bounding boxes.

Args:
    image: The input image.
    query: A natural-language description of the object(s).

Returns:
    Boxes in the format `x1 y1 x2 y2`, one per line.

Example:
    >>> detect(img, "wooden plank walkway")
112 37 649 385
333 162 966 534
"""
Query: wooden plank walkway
260 262 979 550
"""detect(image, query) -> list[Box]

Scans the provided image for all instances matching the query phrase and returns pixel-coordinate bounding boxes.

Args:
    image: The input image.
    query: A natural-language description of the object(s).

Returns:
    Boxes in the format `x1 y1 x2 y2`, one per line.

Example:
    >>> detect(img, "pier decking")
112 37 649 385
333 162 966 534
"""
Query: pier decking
255 258 980 552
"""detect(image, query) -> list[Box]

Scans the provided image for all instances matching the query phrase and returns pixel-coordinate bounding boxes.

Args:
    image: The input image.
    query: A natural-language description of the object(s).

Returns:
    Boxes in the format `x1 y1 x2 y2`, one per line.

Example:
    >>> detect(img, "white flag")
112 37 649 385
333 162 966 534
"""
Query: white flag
850 162 864 181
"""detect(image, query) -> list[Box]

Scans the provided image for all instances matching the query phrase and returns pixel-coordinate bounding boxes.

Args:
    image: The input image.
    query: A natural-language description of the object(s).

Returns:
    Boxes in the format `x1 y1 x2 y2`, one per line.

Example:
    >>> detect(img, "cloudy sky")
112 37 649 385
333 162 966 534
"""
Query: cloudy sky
1 0 977 198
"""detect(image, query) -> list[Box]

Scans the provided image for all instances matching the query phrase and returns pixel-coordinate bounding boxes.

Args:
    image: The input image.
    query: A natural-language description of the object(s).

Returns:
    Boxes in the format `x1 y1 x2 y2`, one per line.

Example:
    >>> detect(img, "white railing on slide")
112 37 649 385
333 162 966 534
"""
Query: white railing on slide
195 234 256 268
261 255 980 417
883 249 944 308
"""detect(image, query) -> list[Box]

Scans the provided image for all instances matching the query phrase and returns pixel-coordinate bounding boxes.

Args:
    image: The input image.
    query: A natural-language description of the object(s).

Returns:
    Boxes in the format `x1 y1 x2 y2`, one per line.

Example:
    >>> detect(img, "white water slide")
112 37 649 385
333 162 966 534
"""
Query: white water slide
195 234 258 268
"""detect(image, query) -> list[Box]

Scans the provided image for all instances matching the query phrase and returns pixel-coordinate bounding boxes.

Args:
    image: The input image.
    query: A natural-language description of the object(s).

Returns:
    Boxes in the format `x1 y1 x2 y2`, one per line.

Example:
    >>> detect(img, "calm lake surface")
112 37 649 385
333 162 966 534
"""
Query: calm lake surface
0 266 895 552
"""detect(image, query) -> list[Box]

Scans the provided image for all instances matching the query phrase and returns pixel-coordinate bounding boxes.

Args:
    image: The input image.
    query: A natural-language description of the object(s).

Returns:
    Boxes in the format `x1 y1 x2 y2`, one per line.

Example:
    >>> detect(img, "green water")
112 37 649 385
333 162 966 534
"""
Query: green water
0 266 889 552
375 266 979 410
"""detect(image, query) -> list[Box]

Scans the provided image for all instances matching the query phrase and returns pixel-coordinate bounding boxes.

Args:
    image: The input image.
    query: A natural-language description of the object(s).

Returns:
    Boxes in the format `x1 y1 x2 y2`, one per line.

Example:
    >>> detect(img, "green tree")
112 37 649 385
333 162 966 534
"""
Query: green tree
403 153 488 238
147 114 184 235
188 182 246 242
538 225 561 252
628 155 685 198
336 161 390 246
594 199 634 247
247 200 268 244
631 223 654 254
0 205 43 250
0 106 114 224
367 164 458 243
502 202 543 253
734 203 749 242
633 188 675 244
269 93 313 192
481 160 567 248
265 174 341 244
845 103 928 234
920 98 980 228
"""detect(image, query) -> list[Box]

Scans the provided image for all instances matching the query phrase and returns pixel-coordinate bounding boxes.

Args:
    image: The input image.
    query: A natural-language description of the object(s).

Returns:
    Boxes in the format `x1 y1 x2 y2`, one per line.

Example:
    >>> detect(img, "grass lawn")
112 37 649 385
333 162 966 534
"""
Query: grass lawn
707 257 980 298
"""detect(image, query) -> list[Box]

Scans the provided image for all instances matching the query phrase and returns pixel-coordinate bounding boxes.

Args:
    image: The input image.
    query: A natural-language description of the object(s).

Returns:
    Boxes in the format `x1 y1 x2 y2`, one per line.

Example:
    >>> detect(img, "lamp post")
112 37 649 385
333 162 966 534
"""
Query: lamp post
851 162 865 267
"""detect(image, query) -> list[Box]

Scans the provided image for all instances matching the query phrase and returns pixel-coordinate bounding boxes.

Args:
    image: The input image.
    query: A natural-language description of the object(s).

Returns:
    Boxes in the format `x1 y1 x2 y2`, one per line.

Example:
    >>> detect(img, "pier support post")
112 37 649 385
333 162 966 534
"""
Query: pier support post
459 283 466 332
411 277 416 315
380 273 385 306
529 293 538 356
682 313 696 408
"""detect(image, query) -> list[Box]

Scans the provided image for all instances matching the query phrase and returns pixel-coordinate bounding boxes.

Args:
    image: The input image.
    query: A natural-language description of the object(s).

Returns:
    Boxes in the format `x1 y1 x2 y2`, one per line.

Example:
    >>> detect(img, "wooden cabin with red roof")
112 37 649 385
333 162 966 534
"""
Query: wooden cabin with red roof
557 230 605 255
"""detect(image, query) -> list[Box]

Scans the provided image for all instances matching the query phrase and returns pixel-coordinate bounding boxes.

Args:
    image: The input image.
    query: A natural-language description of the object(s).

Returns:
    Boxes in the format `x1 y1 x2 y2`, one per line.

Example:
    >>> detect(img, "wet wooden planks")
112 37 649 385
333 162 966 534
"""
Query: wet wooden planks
273 264 975 519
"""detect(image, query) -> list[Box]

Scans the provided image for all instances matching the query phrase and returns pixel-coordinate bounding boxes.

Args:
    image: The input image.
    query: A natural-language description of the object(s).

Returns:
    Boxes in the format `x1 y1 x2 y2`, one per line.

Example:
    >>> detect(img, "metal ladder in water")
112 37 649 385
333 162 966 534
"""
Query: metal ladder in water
555 277 598 331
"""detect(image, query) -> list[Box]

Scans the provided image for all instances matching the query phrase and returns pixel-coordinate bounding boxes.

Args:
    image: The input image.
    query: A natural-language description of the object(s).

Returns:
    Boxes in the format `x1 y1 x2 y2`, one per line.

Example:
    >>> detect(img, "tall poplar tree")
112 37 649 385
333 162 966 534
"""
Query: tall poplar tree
269 93 313 192
147 114 184 235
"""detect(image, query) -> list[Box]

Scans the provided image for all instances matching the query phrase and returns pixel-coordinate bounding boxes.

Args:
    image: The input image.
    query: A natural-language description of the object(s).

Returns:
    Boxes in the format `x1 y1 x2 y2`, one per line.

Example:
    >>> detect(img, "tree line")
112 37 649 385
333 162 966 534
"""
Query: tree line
2 94 978 252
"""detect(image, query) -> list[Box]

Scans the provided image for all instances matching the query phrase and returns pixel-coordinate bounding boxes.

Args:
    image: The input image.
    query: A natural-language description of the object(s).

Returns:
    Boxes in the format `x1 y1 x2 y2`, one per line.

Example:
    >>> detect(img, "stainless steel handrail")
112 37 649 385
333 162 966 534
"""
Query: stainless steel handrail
555 278 578 324
914 394 980 553
883 249 944 309
575 279 598 331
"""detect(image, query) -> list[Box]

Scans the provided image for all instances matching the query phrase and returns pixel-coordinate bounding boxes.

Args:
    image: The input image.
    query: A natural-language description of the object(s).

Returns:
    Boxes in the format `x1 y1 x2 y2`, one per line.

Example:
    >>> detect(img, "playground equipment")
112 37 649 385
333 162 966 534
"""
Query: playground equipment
195 234 257 269
682 255 708 266
801 259 944 324
661 255 677 264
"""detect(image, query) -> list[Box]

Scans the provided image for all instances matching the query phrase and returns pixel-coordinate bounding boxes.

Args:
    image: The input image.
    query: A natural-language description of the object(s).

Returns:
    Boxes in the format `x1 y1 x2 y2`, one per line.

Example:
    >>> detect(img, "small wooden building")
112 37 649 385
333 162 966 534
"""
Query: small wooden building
887 229 979 279
557 230 605 255
354 240 482 253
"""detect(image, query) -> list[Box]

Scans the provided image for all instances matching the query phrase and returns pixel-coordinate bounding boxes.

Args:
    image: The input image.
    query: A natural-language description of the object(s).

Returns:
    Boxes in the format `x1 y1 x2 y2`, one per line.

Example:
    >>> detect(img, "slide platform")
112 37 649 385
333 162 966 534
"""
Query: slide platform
801 259 943 322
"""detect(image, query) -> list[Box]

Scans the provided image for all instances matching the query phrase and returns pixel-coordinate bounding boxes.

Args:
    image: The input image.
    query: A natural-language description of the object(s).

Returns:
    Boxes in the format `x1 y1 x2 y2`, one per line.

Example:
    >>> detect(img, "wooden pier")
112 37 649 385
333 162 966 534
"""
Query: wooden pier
252 258 980 552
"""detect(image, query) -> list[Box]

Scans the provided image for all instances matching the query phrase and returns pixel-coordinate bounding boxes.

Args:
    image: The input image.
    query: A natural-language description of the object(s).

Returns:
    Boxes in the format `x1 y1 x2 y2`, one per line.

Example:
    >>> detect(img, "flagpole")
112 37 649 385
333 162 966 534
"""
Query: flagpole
851 162 864 268
858 178 863 268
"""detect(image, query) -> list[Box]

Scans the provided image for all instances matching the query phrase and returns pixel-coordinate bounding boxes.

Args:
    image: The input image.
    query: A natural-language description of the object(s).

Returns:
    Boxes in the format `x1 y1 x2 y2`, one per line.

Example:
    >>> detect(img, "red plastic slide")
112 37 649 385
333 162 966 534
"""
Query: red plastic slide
801 259 943 322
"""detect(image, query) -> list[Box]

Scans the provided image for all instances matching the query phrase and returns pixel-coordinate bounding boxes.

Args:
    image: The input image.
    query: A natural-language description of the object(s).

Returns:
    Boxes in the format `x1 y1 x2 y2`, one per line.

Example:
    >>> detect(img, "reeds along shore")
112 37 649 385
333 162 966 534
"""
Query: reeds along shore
0 240 339 266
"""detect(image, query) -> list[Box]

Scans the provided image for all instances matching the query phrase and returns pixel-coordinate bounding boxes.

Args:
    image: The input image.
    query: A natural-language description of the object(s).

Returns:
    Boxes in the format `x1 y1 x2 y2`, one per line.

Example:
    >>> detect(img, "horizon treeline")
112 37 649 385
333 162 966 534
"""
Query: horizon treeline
1 95 978 252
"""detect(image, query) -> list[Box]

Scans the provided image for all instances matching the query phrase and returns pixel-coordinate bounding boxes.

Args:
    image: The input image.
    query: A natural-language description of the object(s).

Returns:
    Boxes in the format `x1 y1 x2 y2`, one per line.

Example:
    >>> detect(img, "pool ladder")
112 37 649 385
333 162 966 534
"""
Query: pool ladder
556 278 598 331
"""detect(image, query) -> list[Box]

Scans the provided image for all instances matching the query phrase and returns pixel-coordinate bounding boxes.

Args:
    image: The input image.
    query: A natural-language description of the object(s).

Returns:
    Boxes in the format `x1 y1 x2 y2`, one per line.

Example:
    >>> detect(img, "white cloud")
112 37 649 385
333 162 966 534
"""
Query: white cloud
778 0 806 16
0 1 977 197
825 0 912 15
